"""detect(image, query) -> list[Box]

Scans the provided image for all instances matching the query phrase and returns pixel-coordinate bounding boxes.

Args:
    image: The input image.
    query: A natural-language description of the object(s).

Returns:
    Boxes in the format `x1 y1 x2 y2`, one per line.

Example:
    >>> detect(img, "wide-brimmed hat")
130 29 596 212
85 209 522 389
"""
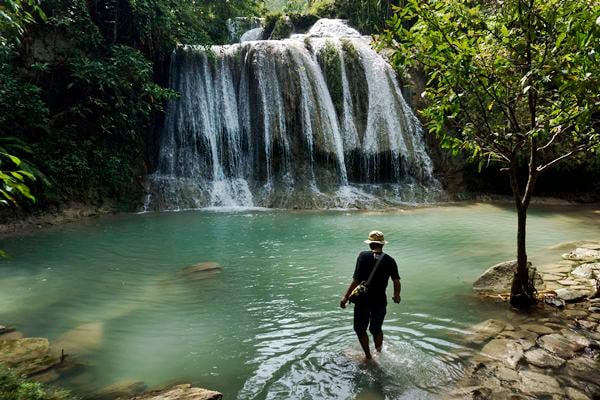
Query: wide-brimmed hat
364 230 388 245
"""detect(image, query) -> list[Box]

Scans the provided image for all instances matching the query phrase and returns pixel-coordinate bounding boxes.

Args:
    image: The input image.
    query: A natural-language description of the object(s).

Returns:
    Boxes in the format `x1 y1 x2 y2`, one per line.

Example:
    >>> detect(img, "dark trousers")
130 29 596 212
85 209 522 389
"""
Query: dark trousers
353 302 387 336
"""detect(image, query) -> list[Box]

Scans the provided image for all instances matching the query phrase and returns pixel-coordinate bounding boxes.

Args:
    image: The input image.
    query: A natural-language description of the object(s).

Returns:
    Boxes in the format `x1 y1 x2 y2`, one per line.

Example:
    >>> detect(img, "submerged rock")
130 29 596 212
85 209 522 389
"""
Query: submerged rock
181 262 222 280
464 319 506 344
129 384 222 400
93 380 147 399
473 260 542 295
53 321 104 357
0 338 60 376
480 338 523 369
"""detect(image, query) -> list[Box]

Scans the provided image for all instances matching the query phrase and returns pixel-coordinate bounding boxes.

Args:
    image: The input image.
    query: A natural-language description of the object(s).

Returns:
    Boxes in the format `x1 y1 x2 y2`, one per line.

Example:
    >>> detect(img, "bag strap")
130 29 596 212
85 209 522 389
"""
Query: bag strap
365 252 385 287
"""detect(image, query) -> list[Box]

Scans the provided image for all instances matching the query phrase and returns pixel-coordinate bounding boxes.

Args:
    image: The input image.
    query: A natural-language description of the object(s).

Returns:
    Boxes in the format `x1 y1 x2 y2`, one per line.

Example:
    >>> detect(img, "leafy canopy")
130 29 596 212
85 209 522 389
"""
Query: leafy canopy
382 0 600 184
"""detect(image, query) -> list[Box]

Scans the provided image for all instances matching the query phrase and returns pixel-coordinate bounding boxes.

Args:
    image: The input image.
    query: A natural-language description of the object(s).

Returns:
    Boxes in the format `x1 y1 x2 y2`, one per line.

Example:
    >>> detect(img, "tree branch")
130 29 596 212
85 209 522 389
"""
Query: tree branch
537 141 598 174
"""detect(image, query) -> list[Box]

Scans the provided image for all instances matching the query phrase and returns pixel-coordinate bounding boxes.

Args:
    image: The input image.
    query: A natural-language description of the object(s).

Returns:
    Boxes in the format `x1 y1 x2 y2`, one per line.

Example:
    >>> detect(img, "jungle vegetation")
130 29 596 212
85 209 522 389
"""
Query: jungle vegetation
0 0 263 210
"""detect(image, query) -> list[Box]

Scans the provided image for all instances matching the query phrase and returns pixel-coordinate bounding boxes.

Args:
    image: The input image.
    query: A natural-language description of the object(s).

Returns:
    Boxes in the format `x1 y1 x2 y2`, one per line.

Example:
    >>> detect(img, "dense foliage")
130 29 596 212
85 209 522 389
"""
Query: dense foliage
0 0 262 209
382 0 600 307
0 367 75 400
267 0 402 34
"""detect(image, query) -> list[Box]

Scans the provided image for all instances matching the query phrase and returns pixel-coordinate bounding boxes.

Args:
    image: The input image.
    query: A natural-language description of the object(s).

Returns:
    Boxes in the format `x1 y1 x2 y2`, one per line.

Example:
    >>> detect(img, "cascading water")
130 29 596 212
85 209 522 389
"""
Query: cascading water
147 19 442 211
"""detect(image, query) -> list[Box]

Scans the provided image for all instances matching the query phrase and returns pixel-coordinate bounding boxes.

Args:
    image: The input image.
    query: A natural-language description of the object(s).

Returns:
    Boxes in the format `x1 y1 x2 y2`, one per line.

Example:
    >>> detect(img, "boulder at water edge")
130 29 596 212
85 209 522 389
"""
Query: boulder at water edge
129 384 222 400
473 260 543 295
0 338 61 376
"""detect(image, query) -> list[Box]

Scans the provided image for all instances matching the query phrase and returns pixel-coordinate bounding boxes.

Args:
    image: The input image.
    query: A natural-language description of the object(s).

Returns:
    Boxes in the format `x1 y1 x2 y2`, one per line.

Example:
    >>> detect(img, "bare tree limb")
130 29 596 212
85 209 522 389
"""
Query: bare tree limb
537 141 598 174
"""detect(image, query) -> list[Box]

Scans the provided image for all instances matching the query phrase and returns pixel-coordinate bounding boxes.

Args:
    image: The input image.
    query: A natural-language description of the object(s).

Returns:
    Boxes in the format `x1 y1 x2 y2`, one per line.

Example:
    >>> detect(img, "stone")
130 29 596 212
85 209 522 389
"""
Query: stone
180 262 222 280
538 263 573 274
559 375 600 398
572 264 600 279
492 365 520 382
558 279 579 285
565 387 591 400
93 380 147 399
563 356 600 384
473 260 542 295
523 348 565 368
52 321 104 357
589 306 600 313
464 319 506 344
130 384 223 400
480 339 524 369
518 370 563 397
521 324 554 335
560 329 592 347
0 330 24 340
538 333 585 359
555 288 589 302
589 313 600 322
0 338 61 376
562 248 600 262
577 320 598 331
564 309 589 318
545 295 566 308
499 329 539 343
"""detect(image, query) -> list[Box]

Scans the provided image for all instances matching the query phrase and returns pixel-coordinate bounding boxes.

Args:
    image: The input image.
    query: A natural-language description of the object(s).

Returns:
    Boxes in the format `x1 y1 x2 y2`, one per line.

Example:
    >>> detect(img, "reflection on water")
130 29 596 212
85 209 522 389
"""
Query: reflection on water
0 203 599 399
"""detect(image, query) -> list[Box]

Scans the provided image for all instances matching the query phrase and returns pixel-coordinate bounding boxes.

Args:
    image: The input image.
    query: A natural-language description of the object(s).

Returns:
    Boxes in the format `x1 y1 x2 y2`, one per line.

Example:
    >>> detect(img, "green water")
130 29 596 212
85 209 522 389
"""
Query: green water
1 203 599 399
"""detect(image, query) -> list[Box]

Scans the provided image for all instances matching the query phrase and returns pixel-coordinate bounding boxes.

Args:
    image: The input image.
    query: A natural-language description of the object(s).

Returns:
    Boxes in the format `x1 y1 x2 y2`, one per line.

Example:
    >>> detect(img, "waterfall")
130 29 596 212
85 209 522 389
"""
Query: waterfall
148 19 441 210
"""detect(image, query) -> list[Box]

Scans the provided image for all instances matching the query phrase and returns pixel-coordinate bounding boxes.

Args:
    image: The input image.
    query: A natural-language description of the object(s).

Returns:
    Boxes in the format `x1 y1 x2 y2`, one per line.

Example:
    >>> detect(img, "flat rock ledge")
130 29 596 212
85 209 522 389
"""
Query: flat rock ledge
454 316 600 399
128 384 222 400
455 240 600 399
0 325 224 400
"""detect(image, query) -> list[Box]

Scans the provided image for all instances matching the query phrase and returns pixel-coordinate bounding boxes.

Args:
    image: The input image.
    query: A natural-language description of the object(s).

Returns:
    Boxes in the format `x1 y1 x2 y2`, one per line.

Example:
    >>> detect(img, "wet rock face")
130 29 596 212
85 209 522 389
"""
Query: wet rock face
464 319 506 344
0 338 61 376
148 19 440 211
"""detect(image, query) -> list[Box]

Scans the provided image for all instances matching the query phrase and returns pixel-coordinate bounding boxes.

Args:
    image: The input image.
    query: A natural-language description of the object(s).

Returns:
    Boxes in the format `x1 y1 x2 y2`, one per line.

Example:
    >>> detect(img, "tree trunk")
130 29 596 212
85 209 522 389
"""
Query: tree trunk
510 204 536 308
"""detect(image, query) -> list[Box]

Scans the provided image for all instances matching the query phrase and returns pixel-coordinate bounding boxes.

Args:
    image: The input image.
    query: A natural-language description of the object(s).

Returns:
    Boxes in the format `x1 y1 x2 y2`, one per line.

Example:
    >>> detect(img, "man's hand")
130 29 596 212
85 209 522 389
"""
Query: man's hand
340 296 349 309
393 295 401 304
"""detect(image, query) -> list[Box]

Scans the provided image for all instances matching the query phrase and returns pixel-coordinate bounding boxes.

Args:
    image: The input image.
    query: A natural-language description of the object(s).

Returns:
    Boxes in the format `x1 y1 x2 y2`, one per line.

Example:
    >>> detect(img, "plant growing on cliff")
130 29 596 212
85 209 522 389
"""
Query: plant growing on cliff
382 0 600 308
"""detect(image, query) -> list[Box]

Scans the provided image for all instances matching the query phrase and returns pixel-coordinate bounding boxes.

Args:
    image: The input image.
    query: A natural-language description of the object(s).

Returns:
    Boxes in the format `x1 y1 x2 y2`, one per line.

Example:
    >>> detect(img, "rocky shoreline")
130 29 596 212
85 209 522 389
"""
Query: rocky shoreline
0 202 119 238
455 240 600 399
0 325 222 400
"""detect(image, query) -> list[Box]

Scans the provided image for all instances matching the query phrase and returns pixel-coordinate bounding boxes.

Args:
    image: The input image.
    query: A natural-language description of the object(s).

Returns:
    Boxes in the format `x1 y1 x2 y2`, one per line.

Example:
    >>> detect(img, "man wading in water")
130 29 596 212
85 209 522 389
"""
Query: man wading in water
340 230 401 360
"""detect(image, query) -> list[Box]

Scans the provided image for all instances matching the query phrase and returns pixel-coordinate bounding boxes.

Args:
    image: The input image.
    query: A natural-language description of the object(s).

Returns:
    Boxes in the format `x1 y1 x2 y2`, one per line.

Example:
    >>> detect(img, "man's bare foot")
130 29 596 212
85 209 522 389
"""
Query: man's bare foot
365 352 372 360
375 346 382 352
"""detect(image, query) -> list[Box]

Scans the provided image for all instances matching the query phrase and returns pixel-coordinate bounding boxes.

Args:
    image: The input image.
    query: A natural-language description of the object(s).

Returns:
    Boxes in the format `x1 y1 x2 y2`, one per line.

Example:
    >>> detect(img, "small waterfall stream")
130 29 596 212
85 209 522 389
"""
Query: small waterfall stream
148 19 441 210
